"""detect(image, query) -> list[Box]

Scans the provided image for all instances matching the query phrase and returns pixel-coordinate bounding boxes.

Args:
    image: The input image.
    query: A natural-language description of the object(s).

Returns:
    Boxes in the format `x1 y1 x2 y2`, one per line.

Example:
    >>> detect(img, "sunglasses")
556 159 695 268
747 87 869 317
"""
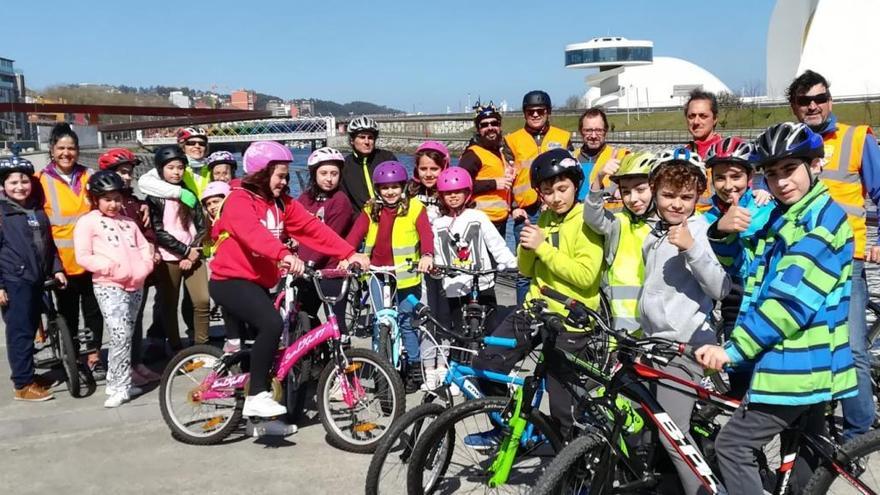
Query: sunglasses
525 108 547 117
795 93 830 106
478 120 500 129
184 140 207 147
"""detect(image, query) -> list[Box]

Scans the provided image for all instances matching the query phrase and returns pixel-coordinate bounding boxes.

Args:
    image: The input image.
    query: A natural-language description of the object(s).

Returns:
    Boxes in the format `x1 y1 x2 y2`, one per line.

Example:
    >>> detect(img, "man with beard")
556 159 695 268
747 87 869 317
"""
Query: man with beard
788 69 880 442
340 115 398 210
458 102 515 236
574 107 630 206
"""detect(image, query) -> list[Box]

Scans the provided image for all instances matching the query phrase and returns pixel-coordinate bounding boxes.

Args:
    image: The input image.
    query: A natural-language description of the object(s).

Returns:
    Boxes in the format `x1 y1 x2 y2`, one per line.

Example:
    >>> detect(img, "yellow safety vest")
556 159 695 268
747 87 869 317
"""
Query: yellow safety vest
820 122 871 259
183 166 212 199
38 169 92 276
364 198 424 289
576 145 630 209
606 213 651 332
506 126 571 209
469 145 510 222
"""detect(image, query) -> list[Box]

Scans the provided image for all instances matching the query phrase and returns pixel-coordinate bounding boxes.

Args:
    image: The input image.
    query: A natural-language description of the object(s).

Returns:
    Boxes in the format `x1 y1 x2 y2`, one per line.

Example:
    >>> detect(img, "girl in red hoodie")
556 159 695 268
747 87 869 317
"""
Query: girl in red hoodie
209 141 368 418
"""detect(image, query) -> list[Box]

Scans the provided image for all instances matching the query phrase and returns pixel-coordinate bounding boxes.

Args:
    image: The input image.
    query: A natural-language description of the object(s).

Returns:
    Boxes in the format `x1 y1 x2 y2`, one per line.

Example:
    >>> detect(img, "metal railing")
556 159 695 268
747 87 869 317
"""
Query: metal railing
136 116 336 145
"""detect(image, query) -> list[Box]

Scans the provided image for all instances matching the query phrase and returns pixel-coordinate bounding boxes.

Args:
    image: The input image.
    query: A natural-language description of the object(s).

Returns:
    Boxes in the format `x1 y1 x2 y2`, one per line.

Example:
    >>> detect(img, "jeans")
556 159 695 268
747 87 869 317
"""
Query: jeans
841 260 874 440
2 281 43 389
513 205 540 305
398 286 422 365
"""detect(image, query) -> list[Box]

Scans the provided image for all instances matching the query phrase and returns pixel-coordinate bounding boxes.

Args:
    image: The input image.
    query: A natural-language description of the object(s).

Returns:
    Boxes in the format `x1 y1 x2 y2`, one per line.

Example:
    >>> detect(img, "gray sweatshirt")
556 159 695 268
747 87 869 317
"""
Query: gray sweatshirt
639 215 730 345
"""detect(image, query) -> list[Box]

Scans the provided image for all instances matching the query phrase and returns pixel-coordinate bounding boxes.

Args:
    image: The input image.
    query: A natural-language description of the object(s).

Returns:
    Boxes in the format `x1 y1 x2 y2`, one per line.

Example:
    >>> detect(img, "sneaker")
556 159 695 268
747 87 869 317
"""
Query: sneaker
243 391 287 418
104 390 130 408
222 339 241 354
127 385 143 398
89 361 107 381
463 427 503 451
13 383 54 402
134 364 161 383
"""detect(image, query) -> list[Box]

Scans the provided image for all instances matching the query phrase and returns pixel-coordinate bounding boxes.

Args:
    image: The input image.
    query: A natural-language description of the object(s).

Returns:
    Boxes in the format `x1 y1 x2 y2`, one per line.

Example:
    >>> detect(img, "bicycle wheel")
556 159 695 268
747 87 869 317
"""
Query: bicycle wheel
316 347 405 453
406 397 564 495
803 428 880 494
376 323 395 368
366 402 446 495
53 316 84 398
532 433 628 495
285 312 313 424
158 345 243 445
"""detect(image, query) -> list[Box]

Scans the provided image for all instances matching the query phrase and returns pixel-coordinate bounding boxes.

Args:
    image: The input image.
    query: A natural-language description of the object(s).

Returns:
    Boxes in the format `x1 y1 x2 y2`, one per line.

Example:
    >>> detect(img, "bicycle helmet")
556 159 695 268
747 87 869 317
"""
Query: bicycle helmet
372 161 408 186
307 147 345 171
522 90 552 109
154 145 188 171
87 170 125 196
650 147 708 194
242 141 293 175
473 101 502 126
98 148 140 171
705 137 754 169
0 156 35 182
611 152 655 183
751 122 824 170
415 140 451 167
206 151 237 170
177 127 208 143
437 167 473 193
347 116 379 137
530 149 584 189
200 180 231 203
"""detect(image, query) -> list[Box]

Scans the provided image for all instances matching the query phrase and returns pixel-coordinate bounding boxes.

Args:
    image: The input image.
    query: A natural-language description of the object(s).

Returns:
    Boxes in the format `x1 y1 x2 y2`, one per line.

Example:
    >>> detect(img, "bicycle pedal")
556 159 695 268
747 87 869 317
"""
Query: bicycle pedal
246 418 298 438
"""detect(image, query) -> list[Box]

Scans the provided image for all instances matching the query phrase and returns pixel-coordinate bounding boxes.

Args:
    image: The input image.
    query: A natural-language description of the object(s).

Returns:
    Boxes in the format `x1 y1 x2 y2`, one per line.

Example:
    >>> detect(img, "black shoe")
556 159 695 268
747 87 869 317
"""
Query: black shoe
405 365 423 394
89 361 107 381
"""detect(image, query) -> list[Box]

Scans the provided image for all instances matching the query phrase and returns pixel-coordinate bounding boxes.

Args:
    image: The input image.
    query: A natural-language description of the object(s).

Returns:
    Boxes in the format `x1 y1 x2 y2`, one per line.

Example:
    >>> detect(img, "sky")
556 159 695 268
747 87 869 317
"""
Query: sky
6 0 776 114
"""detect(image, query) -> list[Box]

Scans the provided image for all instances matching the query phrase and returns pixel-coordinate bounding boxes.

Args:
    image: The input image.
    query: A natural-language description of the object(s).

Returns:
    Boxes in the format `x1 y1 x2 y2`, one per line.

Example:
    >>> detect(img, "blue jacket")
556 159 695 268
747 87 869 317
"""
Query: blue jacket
705 188 774 284
0 197 62 290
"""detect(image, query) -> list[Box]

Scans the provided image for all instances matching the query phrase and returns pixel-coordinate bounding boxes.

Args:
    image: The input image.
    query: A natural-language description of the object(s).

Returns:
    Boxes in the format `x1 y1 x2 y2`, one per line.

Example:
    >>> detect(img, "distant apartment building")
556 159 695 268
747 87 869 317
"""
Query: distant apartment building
0 57 32 140
169 90 191 108
230 89 255 110
292 98 315 116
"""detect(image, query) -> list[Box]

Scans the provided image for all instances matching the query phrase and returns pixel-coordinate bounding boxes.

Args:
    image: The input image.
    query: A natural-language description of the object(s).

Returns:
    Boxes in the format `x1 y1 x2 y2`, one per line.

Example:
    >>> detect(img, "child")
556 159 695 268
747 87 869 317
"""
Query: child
0 157 66 402
409 141 450 222
698 123 857 494
199 181 230 258
582 151 657 333
470 149 605 443
702 137 774 399
640 148 730 495
97 148 162 386
345 161 435 391
74 171 154 407
297 147 355 336
206 151 237 183
147 145 210 348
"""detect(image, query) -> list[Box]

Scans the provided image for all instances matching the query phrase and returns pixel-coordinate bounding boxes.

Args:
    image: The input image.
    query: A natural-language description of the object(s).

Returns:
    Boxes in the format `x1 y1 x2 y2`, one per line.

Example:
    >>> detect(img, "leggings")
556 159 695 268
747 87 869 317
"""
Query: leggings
94 285 143 393
153 260 210 346
209 279 281 395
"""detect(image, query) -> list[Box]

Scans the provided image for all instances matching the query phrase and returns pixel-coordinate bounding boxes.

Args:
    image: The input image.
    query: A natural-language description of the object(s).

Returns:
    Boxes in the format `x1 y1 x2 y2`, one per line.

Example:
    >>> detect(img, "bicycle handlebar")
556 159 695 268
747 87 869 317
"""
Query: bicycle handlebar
431 264 518 277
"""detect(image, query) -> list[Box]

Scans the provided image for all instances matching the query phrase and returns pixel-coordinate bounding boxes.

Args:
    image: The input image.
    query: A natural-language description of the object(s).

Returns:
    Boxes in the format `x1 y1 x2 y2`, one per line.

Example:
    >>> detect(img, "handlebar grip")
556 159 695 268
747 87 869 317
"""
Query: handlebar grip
399 294 425 316
43 279 59 290
318 268 350 279
680 343 698 361
483 336 518 349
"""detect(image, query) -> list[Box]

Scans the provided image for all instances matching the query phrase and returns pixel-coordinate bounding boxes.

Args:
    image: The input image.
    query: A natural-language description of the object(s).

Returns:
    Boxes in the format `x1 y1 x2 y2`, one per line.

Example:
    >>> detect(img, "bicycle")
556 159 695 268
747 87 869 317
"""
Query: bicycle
532 287 880 495
429 264 516 340
158 266 406 453
33 279 96 398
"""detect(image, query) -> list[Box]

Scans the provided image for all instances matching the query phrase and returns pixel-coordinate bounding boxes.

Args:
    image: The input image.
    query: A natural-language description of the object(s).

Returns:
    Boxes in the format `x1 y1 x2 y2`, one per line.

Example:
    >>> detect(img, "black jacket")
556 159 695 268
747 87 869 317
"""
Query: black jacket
340 148 397 210
0 197 62 289
146 194 206 258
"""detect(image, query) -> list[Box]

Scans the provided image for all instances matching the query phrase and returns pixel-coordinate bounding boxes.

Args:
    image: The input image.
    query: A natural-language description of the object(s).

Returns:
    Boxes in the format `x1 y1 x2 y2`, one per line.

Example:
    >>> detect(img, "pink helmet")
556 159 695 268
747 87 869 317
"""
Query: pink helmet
437 166 473 193
200 181 231 203
242 141 293 175
307 147 345 170
415 141 451 166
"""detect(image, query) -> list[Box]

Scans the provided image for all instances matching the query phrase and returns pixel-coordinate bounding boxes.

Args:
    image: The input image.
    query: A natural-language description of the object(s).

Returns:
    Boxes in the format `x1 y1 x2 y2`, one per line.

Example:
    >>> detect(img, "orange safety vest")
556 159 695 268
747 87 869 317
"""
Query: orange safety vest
819 122 872 259
38 169 92 276
576 144 630 209
506 126 571 209
468 144 511 223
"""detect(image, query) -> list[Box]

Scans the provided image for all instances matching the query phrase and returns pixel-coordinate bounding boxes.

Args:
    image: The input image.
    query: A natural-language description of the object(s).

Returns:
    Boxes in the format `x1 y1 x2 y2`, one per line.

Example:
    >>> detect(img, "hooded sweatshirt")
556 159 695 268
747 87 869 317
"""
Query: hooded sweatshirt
639 215 730 344
0 196 62 289
73 210 154 291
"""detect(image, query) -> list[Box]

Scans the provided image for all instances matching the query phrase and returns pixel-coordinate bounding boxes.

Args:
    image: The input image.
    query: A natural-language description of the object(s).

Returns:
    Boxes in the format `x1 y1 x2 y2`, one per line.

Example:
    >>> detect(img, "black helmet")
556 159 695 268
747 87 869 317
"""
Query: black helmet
751 122 824 170
154 145 187 171
87 170 125 196
0 156 34 183
530 149 583 189
522 90 552 110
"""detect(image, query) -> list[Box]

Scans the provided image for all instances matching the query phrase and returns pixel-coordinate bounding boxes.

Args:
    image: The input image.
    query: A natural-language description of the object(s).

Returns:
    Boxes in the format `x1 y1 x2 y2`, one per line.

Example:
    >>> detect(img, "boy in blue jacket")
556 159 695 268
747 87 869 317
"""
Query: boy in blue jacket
0 157 66 401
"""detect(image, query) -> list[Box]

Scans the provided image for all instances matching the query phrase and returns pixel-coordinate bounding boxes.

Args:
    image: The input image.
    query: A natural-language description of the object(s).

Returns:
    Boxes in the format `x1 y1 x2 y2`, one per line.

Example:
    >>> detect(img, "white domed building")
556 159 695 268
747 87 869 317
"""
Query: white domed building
565 37 731 109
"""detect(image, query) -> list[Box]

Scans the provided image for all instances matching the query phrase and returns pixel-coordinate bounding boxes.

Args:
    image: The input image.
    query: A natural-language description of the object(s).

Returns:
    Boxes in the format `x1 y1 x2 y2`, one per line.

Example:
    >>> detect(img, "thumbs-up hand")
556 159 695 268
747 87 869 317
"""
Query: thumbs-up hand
717 191 752 234
597 159 620 182
667 221 694 251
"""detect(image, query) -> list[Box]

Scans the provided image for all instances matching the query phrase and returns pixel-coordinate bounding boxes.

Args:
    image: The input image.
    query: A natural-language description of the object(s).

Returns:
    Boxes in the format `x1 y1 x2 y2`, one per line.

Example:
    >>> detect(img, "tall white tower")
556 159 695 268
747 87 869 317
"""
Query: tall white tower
564 37 653 108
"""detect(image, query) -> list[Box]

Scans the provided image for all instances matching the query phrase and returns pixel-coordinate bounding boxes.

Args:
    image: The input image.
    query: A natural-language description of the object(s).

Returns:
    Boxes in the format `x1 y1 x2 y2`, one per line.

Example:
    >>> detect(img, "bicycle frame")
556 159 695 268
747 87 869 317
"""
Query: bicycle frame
368 265 406 370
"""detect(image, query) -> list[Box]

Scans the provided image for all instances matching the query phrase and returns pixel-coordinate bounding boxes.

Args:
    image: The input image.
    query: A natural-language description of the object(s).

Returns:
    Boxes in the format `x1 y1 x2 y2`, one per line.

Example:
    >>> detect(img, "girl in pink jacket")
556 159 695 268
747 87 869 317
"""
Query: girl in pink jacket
74 171 154 408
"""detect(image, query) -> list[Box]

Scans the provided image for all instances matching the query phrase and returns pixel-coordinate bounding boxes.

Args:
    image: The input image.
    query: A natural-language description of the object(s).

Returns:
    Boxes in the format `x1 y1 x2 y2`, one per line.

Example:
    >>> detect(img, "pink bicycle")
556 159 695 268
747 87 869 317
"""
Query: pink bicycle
158 266 406 453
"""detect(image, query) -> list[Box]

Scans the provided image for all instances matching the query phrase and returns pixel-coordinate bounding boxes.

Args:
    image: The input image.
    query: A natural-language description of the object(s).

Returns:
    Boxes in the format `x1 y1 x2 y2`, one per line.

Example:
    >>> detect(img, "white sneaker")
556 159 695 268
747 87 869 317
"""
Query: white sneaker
243 391 287 418
104 390 130 408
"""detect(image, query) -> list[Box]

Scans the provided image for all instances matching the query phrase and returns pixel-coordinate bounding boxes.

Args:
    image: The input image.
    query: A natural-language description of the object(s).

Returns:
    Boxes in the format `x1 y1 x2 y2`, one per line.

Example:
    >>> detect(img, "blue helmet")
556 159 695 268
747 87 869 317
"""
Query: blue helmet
0 156 34 182
751 122 824 169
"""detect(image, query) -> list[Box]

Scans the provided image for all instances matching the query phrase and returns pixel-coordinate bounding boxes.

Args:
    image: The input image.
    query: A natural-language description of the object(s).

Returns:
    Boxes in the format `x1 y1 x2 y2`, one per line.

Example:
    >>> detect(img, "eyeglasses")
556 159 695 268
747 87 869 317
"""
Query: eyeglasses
479 120 501 129
184 140 207 147
582 128 606 136
795 93 830 106
525 108 547 117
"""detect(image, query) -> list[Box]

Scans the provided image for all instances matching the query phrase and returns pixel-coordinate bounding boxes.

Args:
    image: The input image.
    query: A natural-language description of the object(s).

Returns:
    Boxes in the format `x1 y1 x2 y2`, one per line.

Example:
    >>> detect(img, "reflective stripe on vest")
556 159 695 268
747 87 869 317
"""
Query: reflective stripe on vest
362 157 375 199
507 126 571 208
469 145 510 222
364 198 424 289
820 123 870 258
38 171 91 275
606 214 650 332
579 145 630 209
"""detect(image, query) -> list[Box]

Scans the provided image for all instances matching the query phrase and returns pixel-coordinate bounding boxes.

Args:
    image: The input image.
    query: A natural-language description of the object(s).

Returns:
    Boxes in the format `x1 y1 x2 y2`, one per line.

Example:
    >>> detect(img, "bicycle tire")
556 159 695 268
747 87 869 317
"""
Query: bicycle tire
366 401 446 495
53 316 83 398
532 433 621 495
803 428 880 494
285 312 313 424
377 323 395 368
406 397 564 495
316 347 405 453
159 345 243 445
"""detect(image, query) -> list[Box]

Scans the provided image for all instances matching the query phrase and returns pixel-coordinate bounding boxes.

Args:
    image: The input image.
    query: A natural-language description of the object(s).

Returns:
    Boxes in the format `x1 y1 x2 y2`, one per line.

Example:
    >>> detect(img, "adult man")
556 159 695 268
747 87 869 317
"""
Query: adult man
683 90 723 212
504 90 572 303
340 116 397 210
458 102 514 236
574 107 630 203
789 69 880 441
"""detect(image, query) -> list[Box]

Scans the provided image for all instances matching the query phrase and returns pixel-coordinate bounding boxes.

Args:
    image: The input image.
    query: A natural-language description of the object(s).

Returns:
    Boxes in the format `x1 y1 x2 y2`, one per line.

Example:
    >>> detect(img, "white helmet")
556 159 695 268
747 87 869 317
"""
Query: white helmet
347 116 379 137
652 147 706 179
307 147 345 170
